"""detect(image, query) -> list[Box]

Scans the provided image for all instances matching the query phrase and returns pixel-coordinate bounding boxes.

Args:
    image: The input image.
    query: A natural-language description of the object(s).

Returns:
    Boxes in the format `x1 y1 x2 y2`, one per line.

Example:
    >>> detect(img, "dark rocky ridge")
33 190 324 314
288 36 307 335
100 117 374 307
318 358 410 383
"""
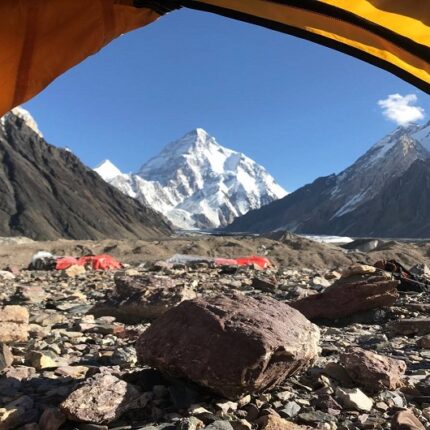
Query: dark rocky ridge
225 122 430 238
0 111 172 240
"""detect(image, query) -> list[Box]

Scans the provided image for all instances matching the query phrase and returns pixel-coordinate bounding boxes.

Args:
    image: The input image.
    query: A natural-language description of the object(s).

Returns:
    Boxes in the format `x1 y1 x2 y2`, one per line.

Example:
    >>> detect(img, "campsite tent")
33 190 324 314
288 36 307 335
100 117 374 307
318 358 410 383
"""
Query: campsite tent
1 0 429 116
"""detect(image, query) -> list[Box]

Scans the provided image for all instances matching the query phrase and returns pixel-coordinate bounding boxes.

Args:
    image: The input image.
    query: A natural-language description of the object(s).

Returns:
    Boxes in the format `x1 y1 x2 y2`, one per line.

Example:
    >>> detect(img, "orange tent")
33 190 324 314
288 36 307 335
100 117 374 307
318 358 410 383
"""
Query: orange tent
1 0 429 116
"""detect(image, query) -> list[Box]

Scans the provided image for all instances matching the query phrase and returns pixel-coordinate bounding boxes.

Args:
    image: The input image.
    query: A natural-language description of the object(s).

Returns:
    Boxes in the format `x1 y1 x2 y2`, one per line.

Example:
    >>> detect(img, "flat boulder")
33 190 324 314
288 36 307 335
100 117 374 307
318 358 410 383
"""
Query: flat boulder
90 274 197 323
136 294 320 399
291 266 399 321
340 347 406 392
388 319 430 336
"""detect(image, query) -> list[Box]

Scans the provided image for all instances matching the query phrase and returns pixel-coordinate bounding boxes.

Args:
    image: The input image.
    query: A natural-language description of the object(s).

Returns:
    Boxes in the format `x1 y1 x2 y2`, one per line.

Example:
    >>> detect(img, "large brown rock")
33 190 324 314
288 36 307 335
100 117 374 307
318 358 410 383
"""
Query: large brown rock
60 372 140 424
291 268 399 320
136 294 320 399
0 306 29 343
340 347 406 392
91 275 197 323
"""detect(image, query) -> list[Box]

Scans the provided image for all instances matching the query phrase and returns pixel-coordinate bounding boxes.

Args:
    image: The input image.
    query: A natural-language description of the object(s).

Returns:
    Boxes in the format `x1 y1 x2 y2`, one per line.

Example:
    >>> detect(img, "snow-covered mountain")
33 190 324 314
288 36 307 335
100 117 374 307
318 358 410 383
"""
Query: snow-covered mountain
225 120 430 237
95 128 287 229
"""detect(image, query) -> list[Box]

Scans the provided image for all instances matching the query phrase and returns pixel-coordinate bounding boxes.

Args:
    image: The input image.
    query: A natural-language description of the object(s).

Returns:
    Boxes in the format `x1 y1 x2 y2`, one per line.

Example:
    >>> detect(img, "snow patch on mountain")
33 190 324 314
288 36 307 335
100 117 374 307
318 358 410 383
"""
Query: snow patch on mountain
95 129 287 229
1 107 43 138
413 121 430 151
94 160 124 181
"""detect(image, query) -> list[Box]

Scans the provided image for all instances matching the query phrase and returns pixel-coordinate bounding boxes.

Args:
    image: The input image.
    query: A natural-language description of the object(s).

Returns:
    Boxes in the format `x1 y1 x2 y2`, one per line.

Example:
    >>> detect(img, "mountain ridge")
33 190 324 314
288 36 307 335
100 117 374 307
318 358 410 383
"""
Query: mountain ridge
0 108 172 240
224 120 430 237
96 128 287 229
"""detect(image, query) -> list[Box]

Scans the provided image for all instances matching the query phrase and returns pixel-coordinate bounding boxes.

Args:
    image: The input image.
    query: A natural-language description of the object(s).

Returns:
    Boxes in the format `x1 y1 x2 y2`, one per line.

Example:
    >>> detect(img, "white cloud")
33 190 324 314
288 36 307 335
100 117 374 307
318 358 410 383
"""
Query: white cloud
378 93 425 126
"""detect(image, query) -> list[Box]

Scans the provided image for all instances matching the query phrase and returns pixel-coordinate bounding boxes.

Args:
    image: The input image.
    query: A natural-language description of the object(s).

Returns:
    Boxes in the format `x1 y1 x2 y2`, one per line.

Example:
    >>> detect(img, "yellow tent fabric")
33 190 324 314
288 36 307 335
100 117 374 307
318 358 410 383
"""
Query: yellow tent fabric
0 0 429 117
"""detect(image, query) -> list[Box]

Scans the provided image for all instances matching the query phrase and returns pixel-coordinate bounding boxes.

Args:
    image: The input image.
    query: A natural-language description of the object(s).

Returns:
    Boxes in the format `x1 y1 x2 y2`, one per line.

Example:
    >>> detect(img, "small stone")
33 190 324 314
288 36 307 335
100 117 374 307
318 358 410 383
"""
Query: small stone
176 417 204 430
237 395 251 408
0 306 29 343
54 366 89 379
110 346 137 367
391 410 425 430
60 372 141 424
0 396 37 429
340 347 406 392
26 351 58 370
417 335 430 349
205 421 234 430
231 419 252 430
297 410 334 424
0 270 15 280
216 401 238 414
276 391 292 402
335 387 373 412
322 362 353 386
242 404 259 421
375 401 389 411
311 394 342 414
256 414 307 430
0 323 29 343
252 276 278 292
14 286 47 303
389 319 430 336
38 407 66 430
65 265 86 278
279 402 301 419
0 343 13 370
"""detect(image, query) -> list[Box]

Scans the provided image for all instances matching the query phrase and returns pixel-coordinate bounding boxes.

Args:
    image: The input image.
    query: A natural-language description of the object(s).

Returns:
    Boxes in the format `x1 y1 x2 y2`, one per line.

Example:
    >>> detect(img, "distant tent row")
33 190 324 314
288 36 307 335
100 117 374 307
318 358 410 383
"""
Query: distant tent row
1 0 429 116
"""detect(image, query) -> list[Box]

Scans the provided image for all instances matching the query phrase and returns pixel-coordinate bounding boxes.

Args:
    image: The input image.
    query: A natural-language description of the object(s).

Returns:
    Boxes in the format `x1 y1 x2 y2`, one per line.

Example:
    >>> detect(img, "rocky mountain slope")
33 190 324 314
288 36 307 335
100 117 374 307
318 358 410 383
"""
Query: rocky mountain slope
225 121 430 237
95 128 286 229
0 108 172 240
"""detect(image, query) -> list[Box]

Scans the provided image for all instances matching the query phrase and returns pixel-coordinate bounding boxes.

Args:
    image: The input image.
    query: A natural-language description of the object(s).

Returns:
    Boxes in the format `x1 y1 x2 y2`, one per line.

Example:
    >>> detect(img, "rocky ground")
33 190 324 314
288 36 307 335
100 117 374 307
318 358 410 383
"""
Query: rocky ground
2 233 430 271
1 236 430 429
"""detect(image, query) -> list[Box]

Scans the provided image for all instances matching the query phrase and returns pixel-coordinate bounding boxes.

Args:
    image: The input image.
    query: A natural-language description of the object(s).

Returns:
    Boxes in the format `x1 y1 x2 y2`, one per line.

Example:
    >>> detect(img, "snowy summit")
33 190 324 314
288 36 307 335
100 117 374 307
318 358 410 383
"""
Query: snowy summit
1 106 43 138
95 128 287 229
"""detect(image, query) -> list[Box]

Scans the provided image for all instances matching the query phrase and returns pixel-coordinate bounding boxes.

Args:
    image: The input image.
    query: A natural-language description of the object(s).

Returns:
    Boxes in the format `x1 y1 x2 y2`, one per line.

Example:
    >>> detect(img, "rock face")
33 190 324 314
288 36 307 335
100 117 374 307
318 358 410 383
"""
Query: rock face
224 121 430 238
136 294 320 399
91 274 197 323
340 347 406 392
291 269 399 321
0 305 29 343
0 108 172 240
60 372 140 424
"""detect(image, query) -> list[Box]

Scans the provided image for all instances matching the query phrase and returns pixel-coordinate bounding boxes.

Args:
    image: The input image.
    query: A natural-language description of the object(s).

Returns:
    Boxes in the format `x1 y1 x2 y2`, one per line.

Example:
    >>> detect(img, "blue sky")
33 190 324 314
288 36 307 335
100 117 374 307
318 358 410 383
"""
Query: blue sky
25 8 430 191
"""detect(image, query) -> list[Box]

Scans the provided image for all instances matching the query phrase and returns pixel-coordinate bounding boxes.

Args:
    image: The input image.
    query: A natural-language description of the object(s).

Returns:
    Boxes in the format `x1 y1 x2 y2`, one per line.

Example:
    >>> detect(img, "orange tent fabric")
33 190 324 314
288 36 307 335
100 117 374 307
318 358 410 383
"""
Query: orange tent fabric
0 0 429 117
0 0 165 115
